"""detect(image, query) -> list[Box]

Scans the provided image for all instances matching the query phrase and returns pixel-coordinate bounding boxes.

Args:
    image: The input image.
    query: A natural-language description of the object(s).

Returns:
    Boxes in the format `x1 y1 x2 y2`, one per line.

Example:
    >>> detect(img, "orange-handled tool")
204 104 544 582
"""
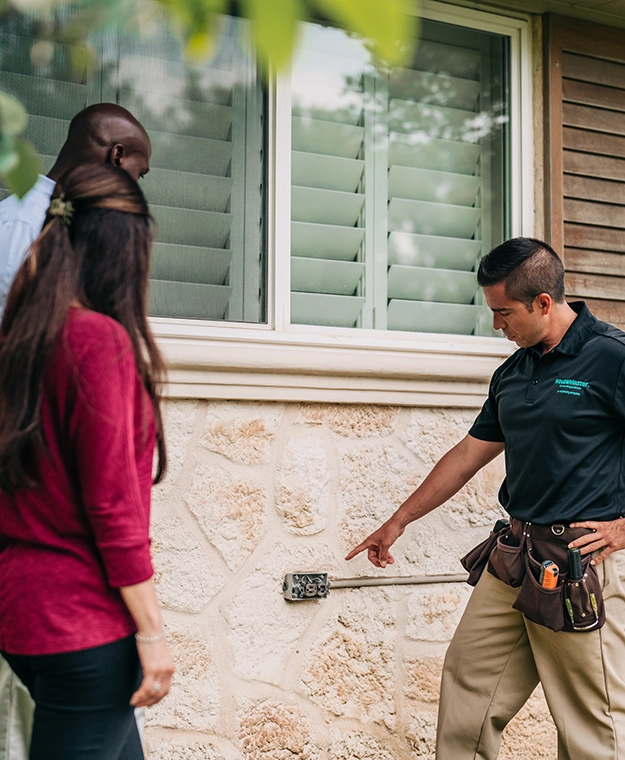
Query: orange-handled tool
539 560 559 589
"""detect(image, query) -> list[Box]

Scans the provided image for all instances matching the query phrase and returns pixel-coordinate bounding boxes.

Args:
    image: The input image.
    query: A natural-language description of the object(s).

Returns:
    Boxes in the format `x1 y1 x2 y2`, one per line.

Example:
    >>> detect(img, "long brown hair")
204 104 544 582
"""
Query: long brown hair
0 163 167 493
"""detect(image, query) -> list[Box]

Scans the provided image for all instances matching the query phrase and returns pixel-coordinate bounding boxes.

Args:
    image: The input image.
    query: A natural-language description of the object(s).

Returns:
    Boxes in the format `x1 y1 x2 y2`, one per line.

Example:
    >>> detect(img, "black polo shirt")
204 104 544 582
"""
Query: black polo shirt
469 302 625 524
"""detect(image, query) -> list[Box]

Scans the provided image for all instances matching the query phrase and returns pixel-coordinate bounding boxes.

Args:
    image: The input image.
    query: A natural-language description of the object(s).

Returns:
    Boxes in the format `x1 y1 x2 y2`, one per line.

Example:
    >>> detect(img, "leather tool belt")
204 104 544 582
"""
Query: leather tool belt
461 518 605 633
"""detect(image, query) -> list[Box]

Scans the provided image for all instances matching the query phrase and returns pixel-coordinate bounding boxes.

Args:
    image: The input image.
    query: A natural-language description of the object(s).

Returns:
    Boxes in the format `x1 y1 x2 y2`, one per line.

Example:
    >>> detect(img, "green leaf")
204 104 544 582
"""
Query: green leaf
58 5 112 45
309 0 419 66
1 138 43 199
0 91 28 136
185 31 217 62
239 0 302 76
69 42 98 76
156 0 227 62
0 134 18 174
30 39 56 69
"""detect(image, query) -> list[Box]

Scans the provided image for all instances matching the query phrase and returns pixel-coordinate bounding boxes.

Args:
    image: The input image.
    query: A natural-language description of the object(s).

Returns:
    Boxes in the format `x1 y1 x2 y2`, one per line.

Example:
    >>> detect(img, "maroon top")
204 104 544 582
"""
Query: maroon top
0 308 155 655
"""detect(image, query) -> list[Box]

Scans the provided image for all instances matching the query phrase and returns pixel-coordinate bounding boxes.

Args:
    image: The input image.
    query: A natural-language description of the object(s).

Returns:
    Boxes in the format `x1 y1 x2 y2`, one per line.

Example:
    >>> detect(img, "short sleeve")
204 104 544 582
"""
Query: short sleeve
69 321 153 588
469 374 506 443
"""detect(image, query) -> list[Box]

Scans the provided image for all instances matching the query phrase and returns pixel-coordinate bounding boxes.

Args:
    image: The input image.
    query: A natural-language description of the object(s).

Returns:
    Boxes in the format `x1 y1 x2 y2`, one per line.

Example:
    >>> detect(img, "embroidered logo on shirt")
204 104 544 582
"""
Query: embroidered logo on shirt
554 378 589 396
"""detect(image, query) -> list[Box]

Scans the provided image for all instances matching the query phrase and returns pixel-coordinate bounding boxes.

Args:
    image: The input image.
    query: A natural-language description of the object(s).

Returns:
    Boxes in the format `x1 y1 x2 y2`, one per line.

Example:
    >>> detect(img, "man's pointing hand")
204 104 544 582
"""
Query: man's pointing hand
345 517 405 568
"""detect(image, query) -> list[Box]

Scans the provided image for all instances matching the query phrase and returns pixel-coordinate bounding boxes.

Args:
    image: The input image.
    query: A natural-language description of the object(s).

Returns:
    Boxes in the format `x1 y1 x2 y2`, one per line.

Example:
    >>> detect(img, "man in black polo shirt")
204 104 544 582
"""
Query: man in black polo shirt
346 237 625 760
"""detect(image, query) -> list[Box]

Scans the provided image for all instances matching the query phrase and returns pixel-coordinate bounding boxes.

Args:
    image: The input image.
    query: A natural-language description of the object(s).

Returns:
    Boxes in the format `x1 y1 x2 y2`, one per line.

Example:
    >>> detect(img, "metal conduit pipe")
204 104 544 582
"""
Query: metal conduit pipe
282 572 468 600
330 574 468 589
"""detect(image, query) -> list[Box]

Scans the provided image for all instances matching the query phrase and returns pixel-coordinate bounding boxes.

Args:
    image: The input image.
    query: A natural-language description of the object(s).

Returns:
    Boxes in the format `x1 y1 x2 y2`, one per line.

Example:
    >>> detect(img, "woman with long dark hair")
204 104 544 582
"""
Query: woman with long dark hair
0 163 174 760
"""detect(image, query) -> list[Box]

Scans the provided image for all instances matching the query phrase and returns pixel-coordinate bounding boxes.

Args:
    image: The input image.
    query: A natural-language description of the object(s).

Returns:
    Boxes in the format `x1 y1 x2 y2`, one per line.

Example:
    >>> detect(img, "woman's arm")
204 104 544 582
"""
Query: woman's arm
70 320 173 705
119 578 174 707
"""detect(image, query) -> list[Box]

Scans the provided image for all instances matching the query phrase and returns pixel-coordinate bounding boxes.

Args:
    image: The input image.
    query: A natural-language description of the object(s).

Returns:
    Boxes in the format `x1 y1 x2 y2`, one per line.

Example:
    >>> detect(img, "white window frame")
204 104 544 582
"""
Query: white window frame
152 1 534 407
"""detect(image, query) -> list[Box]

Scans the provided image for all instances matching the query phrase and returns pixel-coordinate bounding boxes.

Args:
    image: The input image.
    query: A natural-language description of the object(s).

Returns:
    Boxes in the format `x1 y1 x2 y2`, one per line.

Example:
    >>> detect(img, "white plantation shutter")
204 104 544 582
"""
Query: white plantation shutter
290 26 370 328
3 13 509 336
0 17 265 323
111 20 264 322
290 19 509 336
385 37 485 334
0 21 93 202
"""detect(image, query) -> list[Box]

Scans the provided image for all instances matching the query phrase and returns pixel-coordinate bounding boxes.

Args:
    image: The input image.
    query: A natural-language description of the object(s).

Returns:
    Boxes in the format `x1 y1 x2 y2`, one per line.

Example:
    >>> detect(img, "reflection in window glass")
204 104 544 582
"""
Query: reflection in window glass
0 15 266 324
290 27 370 329
0 16 93 177
290 19 510 336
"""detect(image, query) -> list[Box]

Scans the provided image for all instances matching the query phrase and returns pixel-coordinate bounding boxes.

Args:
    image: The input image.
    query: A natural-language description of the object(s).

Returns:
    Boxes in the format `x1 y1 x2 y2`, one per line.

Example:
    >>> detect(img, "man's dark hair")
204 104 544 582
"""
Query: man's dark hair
476 237 565 309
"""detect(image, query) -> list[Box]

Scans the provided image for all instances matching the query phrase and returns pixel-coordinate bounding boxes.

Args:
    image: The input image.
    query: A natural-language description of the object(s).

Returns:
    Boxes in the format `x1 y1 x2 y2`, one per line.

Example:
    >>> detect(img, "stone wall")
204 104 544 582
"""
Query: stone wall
144 400 557 759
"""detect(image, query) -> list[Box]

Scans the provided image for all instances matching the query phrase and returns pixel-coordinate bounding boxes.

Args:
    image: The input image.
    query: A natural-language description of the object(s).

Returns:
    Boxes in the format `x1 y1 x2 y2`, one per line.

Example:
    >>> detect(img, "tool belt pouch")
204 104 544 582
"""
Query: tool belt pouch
562 559 605 632
511 535 606 633
512 552 566 632
487 531 525 587
461 523 509 586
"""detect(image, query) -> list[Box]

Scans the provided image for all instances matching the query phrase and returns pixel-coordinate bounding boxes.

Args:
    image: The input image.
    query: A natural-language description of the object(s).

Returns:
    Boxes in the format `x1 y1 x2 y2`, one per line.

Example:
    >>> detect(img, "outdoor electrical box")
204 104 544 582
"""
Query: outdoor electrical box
283 572 329 600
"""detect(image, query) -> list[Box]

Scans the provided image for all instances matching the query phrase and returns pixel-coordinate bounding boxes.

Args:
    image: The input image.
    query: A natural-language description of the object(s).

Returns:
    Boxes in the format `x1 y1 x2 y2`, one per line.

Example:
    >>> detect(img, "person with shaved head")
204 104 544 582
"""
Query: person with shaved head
0 103 151 760
50 103 151 184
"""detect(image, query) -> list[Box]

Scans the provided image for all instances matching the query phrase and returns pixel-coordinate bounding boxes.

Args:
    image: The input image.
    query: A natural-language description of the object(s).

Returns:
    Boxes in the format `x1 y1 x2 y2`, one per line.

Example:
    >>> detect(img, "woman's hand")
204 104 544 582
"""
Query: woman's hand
119 578 175 707
130 637 175 707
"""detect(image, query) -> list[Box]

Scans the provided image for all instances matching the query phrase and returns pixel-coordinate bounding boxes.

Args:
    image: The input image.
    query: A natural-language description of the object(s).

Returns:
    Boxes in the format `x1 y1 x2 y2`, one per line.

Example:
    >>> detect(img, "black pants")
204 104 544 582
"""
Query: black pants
2 636 143 760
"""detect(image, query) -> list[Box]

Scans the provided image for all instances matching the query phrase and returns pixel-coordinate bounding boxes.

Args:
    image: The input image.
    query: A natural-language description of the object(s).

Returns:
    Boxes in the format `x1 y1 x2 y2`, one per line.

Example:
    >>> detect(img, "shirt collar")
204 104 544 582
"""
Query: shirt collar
37 174 56 196
526 301 596 358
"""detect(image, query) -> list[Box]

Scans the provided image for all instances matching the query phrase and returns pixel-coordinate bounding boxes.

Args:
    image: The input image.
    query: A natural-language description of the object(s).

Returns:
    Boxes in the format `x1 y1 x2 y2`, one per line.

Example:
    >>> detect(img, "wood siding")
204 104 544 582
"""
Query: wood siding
545 16 625 328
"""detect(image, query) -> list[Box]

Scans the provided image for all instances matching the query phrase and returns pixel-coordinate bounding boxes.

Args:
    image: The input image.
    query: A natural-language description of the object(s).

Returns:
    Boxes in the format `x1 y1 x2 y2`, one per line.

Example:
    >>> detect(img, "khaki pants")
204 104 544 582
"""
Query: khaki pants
437 551 625 760
0 656 33 760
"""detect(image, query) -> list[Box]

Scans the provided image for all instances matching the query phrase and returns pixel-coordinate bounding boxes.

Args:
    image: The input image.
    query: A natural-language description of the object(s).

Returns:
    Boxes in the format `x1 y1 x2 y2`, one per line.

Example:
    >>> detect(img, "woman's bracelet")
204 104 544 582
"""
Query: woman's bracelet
135 631 166 644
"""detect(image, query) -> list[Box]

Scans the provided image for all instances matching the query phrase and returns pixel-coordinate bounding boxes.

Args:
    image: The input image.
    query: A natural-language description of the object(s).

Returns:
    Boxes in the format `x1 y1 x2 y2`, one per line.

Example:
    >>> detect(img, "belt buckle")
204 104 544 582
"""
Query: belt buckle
551 524 565 536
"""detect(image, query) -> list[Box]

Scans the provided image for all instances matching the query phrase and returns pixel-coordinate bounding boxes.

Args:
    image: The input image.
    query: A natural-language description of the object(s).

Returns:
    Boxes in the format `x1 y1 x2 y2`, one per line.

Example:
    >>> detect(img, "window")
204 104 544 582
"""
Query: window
0 1 531 371
0 13 266 324
290 17 510 335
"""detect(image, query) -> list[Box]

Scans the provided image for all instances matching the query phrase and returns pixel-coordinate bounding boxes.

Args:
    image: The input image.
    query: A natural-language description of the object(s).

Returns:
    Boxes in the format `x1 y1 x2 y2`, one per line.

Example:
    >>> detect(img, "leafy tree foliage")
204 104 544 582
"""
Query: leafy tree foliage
0 0 418 195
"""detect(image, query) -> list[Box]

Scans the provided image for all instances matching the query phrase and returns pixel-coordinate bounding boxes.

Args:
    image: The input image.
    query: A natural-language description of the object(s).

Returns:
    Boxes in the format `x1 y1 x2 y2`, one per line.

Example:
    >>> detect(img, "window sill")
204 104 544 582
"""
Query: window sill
152 318 513 407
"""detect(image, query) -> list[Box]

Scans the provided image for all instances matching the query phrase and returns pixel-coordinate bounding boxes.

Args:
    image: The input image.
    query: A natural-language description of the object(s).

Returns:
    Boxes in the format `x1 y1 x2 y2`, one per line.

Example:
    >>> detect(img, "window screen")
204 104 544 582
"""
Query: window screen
0 14 266 324
290 18 510 335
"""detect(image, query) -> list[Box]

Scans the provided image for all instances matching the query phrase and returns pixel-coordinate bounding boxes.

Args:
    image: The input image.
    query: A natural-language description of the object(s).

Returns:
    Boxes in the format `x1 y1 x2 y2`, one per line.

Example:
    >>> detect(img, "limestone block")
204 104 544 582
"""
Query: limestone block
238 700 320 760
200 401 283 464
402 409 475 466
402 409 506 527
337 444 421 557
401 516 474 576
144 737 226 760
298 404 399 438
403 656 444 704
184 464 266 572
443 459 506 528
146 625 220 731
406 709 438 759
500 686 557 759
327 731 395 760
151 513 225 614
225 543 337 684
405 584 472 642
302 588 397 728
275 437 331 535
152 400 198 501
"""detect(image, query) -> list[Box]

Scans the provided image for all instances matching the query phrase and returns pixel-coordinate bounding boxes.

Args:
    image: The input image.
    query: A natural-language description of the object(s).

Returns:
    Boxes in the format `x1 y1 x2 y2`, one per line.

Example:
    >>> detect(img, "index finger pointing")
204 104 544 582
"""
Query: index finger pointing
345 541 369 561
